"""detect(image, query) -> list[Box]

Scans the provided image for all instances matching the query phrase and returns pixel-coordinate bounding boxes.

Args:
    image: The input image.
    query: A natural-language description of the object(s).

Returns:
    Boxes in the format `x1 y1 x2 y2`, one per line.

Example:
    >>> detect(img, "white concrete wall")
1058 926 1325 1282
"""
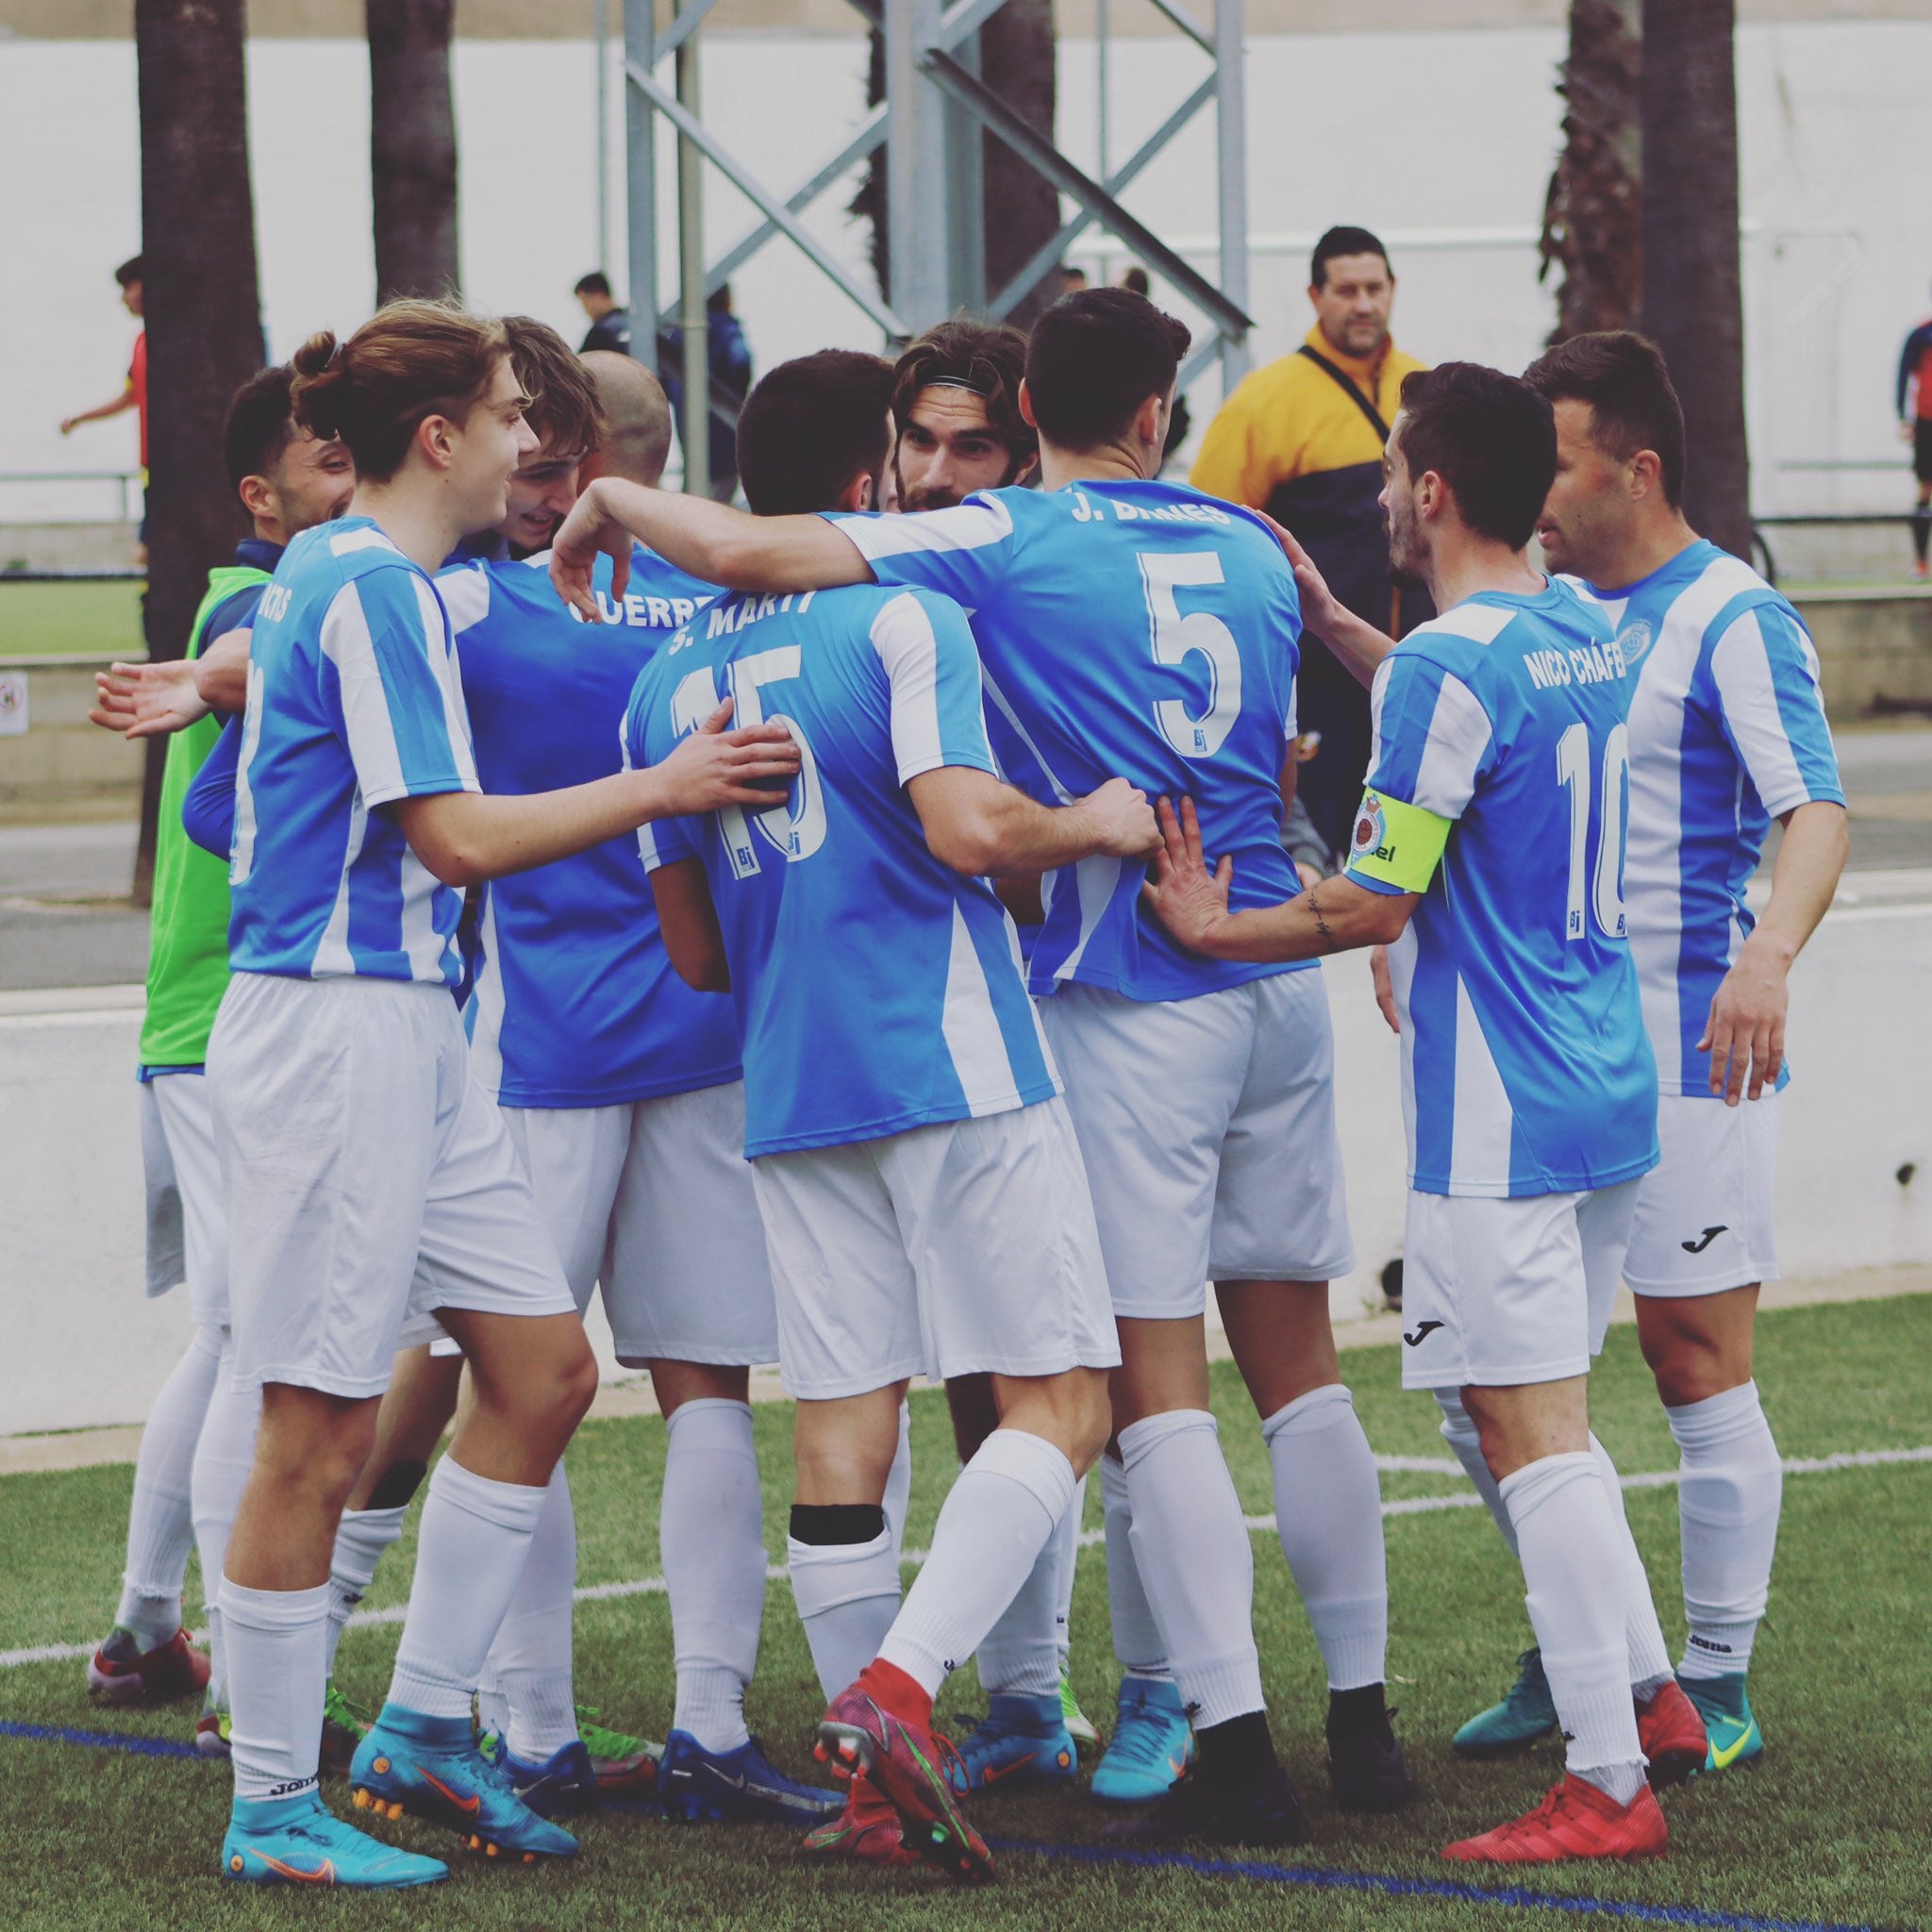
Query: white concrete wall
4 900 1925 1437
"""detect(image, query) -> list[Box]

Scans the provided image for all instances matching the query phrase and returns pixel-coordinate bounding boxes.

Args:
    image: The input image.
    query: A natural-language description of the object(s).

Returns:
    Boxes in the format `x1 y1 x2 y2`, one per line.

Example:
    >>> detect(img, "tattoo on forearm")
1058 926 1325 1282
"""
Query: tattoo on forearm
1307 876 1338 950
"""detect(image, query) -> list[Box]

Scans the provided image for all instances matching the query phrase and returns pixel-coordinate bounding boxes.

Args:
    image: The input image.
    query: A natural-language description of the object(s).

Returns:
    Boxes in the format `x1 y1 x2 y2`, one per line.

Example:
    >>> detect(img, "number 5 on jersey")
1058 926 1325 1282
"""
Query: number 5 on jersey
671 653 825 878
1141 552 1241 758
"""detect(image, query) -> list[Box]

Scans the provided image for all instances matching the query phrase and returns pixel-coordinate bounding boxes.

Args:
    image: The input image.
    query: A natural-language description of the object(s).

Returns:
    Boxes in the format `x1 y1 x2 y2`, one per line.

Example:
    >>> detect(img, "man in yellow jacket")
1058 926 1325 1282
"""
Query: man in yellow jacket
1191 225 1430 858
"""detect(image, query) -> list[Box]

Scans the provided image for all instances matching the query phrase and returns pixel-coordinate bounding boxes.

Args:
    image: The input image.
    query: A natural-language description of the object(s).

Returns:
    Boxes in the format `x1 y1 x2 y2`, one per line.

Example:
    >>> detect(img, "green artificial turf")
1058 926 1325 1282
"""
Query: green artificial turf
0 579 146 660
2 1295 1927 1932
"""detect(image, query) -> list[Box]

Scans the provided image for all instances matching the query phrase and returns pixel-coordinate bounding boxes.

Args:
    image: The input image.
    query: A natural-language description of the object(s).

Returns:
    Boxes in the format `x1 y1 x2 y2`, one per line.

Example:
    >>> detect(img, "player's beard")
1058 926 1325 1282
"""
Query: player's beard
1385 500 1426 591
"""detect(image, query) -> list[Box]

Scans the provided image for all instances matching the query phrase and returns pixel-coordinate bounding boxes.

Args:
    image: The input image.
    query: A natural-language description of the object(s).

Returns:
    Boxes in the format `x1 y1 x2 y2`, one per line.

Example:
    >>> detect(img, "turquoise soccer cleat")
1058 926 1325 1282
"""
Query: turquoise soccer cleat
221 1791 448 1889
1453 1648 1559 1758
1680 1672 1763 1774
945 1691 1079 1795
1090 1676 1193 1805
350 1705 578 1861
658 1728 844 1824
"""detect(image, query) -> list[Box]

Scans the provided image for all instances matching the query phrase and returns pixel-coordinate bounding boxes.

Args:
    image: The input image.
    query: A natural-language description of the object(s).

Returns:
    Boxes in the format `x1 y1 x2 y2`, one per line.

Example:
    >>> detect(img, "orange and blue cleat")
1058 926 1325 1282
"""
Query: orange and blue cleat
222 1791 447 1889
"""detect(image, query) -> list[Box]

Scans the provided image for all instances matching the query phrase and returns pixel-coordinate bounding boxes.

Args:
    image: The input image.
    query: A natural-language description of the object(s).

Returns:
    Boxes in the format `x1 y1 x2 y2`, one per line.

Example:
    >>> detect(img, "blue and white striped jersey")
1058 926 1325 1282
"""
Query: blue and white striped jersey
438 544 739 1108
625 582 1059 1158
1346 580 1659 1199
1570 541 1844 1095
830 481 1308 1003
228 517 478 986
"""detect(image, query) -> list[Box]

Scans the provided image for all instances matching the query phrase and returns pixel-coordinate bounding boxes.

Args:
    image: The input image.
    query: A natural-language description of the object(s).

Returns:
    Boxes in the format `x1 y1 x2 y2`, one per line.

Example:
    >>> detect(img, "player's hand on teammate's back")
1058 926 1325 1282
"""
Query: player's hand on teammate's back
549 486 633 620
1078 777 1159 858
1141 794 1234 953
1259 514 1349 641
1698 944 1788 1106
1370 943 1401 1036
652 697 804 814
89 658 210 740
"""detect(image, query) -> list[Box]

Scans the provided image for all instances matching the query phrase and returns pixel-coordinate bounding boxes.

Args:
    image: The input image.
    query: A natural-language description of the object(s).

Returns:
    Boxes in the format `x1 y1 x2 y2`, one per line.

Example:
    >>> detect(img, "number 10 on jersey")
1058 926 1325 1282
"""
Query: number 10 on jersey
1557 720 1629 941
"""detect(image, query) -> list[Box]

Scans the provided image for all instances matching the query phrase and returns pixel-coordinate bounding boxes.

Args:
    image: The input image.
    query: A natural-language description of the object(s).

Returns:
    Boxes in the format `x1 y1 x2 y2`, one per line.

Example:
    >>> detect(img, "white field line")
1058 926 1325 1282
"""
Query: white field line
5 1443 1927 1674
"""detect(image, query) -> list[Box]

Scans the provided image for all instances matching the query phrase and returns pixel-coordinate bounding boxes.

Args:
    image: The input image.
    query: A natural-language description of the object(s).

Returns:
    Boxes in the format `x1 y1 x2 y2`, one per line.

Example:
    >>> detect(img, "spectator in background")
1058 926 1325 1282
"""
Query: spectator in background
1897 291 1932 579
657 284 753 504
1118 265 1151 297
575 272 633 356
1191 225 1430 860
60 256 149 563
1059 264 1089 297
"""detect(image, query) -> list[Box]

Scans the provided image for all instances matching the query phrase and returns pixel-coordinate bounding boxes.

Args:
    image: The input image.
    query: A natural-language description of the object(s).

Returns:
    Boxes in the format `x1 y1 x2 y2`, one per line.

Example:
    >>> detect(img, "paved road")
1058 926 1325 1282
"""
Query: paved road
3 725 1927 992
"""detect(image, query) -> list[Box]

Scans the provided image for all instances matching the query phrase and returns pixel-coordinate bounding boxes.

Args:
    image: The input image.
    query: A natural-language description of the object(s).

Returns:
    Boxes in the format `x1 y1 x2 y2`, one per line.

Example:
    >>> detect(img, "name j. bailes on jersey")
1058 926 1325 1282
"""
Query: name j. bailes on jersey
1524 637 1631 691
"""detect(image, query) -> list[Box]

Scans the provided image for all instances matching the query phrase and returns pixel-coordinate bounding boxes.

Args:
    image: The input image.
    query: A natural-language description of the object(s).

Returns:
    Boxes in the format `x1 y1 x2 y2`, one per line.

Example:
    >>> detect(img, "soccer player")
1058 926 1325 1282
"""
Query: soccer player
556 291 1407 1848
207 300 800 1890
1433 333 1847 1773
608 348 1152 1880
888 319 1038 511
1146 360 1708 1864
82 369 353 1731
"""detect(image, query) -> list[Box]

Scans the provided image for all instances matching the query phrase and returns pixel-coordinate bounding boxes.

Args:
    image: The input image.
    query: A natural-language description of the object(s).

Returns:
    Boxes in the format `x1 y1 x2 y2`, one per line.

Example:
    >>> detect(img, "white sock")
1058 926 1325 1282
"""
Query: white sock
1503 1451 1645 1805
663 1399 765 1754
1262 1386 1389 1690
190 1343 260 1707
1052 1472 1085 1677
117 1323 223 1647
1436 1391 1520 1556
324 1505 408 1678
884 1398 913 1562
788 1527 901 1701
386 1457 549 1721
974 1502 1067 1700
1666 1381 1781 1680
224 1578 329 1804
879 1429 1075 1700
1118 1409 1262 1727
1588 1433 1674 1694
478 1464 579 1761
1099 1451 1171 1680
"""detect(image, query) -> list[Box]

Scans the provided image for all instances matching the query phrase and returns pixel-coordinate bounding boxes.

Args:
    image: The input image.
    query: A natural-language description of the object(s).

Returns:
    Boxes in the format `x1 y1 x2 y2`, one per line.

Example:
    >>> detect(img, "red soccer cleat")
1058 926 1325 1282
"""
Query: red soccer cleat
86 1625 210 1706
800 1773 924 1869
1637 1678 1709 1790
1442 1774 1668 1864
815 1662 994 1883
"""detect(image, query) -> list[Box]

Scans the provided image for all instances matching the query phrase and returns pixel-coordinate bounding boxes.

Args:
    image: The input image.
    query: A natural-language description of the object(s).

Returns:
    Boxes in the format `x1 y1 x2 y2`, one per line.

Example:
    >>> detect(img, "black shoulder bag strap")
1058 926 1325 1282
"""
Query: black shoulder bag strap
1296 343 1392 443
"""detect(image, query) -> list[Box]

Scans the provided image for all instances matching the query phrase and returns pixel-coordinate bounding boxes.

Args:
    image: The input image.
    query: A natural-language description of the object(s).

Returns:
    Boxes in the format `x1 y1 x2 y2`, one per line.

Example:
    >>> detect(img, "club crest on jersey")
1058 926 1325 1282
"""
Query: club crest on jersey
1353 793 1393 865
1615 618 1654 669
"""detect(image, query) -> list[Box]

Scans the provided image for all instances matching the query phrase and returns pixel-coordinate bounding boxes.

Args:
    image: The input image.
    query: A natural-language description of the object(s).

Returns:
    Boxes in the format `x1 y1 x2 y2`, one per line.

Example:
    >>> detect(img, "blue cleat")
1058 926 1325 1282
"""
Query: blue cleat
350 1705 578 1861
221 1791 448 1889
947 1691 1078 1796
1090 1675 1193 1806
491 1737 608 1819
1453 1647 1559 1758
1681 1672 1764 1774
658 1728 843 1824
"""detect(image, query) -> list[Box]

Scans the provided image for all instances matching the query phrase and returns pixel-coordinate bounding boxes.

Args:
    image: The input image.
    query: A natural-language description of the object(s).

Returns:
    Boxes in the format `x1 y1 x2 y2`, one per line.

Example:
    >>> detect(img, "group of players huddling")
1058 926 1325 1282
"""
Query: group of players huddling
85 279 1846 1890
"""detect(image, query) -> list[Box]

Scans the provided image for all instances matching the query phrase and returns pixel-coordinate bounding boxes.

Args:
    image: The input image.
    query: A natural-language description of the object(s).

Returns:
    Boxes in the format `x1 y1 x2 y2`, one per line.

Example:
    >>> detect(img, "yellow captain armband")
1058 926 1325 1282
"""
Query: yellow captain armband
1343 789 1451 893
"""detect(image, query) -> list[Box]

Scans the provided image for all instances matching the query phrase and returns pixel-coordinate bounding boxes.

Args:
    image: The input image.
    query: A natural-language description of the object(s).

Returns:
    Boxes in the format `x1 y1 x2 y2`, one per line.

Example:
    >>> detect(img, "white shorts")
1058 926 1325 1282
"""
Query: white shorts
143 1073 230 1328
1398 1180 1641 1391
1624 1091 1779 1297
500 1080 778 1366
749 1096 1121 1401
1038 972 1356 1319
208 973 577 1401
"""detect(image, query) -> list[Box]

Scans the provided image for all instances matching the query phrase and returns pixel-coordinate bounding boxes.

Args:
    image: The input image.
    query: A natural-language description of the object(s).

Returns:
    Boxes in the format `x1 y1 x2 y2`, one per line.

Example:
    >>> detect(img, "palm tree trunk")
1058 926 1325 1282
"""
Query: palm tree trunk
1641 0 1752 559
132 0 262 905
1540 0 1642 341
979 0 1060 327
367 0 460 303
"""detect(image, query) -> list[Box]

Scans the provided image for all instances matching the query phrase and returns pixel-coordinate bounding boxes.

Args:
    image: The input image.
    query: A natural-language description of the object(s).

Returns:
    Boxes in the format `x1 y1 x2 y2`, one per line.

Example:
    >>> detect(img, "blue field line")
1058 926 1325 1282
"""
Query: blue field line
0 1717 202 1759
988 1839 1879 1932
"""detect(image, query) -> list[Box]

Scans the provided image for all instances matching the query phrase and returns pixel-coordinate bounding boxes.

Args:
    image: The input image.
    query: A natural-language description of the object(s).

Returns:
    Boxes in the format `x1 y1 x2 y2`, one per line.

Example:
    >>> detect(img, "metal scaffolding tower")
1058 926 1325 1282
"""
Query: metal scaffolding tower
620 0 1253 487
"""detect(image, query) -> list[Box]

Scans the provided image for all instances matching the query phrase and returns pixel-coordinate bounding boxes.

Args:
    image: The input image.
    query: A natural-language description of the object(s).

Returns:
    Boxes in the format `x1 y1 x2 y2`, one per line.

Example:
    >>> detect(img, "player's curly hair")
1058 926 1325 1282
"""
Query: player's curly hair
502 315 606 460
890 320 1035 471
290 300 510 482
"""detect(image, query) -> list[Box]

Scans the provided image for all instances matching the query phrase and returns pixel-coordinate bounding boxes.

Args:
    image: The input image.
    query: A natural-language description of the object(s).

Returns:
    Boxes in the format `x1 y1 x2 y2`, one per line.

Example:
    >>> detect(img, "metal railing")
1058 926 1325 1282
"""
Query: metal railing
0 471 142 525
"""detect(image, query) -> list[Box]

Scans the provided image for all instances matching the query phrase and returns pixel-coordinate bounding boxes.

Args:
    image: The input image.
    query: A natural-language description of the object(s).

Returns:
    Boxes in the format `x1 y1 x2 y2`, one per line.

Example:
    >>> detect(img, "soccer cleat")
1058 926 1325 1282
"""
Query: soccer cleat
1441 1773 1668 1863
815 1666 995 1884
1637 1676 1714 1789
1090 1675 1193 1805
1453 1647 1558 1757
1326 1690 1417 1813
800 1773 924 1869
575 1706 663 1799
658 1728 844 1824
222 1791 448 1890
86 1624 209 1706
321 1680 373 1778
350 1706 577 1861
946 1692 1078 1795
493 1739 609 1819
196 1694 233 1760
1680 1672 1763 1774
1059 1668 1099 1750
1099 1756 1307 1850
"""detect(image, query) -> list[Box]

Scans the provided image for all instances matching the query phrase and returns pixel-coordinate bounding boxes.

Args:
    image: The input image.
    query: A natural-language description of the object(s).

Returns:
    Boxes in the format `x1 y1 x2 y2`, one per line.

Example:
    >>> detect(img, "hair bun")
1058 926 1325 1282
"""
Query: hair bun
290 330 347 438
291 329 340 379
